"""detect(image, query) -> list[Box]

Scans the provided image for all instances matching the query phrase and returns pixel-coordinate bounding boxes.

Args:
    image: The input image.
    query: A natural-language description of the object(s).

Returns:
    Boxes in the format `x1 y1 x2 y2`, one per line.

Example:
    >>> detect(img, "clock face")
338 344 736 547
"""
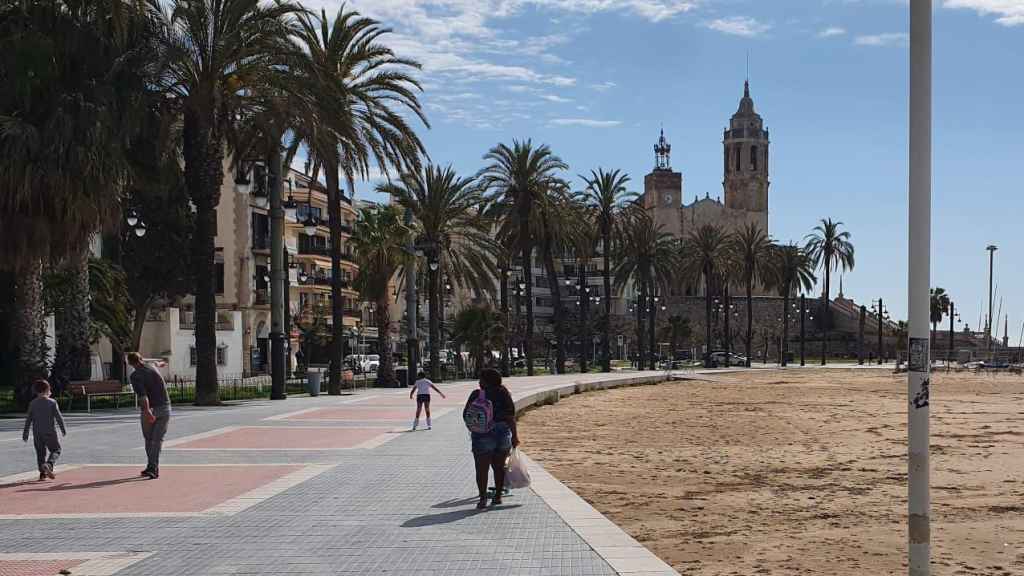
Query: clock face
663 193 673 205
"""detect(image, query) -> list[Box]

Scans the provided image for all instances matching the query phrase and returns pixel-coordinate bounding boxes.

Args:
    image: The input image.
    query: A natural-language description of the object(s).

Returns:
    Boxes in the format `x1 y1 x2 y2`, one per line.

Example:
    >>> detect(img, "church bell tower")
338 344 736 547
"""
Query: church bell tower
643 129 682 239
723 80 769 213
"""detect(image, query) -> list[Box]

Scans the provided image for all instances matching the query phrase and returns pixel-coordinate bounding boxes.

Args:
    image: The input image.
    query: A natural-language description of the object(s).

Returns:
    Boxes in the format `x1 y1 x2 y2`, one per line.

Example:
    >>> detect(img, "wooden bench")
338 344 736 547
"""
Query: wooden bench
67 380 137 413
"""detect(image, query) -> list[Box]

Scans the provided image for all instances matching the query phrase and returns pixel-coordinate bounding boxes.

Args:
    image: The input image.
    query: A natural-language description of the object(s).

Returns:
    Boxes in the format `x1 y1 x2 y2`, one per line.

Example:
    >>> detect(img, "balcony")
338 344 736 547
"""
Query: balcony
253 233 270 251
179 310 235 331
254 289 269 306
298 244 331 257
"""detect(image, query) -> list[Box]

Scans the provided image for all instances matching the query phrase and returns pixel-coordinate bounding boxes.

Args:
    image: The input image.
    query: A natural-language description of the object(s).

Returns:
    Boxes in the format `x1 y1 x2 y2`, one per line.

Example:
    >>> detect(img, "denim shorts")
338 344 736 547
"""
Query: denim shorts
470 422 512 455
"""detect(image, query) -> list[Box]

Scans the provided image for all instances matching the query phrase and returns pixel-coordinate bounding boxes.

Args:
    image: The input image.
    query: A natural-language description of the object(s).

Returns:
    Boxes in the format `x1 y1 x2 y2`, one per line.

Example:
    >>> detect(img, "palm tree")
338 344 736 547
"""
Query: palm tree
1 0 153 405
479 140 567 376
804 219 855 366
680 224 729 368
155 0 302 404
768 243 816 367
930 287 950 346
534 182 574 373
580 168 635 372
727 223 773 367
565 201 602 372
451 305 505 378
613 208 679 370
380 165 497 381
291 6 426 394
351 205 408 386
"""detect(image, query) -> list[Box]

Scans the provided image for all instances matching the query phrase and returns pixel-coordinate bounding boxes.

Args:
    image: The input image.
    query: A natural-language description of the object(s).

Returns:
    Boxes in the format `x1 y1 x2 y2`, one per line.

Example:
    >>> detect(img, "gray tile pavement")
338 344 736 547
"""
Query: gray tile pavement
1 371 686 575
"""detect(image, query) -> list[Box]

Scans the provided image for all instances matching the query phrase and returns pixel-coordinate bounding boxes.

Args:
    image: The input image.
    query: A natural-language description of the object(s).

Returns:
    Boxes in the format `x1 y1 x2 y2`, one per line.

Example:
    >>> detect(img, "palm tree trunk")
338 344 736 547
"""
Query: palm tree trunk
520 208 534 376
579 265 589 373
184 111 223 405
14 260 47 409
130 297 153 354
602 223 612 372
745 275 753 367
376 295 395 386
326 159 343 395
638 276 648 370
428 262 440 381
55 248 92 382
499 264 510 377
821 265 830 366
539 221 564 374
782 291 791 366
704 267 713 368
648 275 657 370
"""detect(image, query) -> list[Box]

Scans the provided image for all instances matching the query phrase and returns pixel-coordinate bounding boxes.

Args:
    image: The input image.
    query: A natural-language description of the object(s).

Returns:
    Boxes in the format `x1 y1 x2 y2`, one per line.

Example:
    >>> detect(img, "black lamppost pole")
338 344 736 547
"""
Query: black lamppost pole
800 294 806 367
986 244 997 352
858 305 867 365
948 300 955 361
872 298 888 365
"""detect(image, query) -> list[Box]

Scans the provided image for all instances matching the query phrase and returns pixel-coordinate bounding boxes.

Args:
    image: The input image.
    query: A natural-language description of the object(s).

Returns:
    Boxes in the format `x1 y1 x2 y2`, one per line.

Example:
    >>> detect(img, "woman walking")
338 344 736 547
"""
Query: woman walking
464 368 519 509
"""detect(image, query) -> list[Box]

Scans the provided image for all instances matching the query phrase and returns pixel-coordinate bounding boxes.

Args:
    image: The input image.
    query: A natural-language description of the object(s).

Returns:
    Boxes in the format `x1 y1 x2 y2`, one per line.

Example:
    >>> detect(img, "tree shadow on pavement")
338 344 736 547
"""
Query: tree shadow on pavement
402 504 522 527
18 476 146 492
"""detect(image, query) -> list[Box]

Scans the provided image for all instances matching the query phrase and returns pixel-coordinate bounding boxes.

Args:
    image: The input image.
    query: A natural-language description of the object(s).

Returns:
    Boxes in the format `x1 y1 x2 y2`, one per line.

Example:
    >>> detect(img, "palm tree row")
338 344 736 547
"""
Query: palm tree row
2 1 426 403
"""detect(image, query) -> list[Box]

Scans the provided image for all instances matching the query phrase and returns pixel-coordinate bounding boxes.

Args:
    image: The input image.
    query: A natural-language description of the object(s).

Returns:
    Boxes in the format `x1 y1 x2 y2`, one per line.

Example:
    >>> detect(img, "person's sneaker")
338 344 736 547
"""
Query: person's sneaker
140 469 151 477
143 469 159 479
38 472 47 481
491 495 503 507
476 497 488 510
44 464 55 479
426 425 432 430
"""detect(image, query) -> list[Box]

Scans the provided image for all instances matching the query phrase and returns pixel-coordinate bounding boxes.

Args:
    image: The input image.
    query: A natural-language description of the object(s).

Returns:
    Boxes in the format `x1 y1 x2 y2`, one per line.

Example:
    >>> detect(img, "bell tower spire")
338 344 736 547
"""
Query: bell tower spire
723 79 770 215
654 127 671 171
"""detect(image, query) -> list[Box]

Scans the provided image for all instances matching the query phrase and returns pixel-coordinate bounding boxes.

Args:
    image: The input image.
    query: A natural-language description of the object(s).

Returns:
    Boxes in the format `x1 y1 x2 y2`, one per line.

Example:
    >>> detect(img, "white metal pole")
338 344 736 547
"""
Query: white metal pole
908 1 932 574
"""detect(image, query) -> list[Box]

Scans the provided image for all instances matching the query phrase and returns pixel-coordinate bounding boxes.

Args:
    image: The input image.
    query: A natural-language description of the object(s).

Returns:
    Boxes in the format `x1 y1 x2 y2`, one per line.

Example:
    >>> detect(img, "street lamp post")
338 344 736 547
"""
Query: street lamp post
948 301 957 361
858 305 867 365
986 244 997 352
268 148 286 400
800 295 806 367
403 208 418 388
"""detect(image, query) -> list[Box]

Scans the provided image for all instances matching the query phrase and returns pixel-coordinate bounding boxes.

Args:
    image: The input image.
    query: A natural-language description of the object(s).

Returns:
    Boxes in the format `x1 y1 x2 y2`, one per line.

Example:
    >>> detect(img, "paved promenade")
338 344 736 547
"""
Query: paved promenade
0 371 680 576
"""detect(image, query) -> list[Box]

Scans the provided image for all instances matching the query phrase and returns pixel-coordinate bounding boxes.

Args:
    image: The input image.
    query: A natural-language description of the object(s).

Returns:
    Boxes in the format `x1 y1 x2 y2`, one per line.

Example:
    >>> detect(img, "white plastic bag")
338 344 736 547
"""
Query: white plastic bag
505 449 531 490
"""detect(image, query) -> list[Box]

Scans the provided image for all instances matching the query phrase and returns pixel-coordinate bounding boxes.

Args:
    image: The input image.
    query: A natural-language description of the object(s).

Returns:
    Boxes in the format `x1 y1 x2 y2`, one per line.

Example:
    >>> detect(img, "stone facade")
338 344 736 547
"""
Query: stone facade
642 80 770 244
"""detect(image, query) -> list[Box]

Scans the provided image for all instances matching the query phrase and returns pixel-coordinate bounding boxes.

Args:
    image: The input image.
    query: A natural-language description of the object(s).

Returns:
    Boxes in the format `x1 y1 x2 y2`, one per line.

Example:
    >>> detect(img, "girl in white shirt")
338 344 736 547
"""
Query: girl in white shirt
409 371 446 430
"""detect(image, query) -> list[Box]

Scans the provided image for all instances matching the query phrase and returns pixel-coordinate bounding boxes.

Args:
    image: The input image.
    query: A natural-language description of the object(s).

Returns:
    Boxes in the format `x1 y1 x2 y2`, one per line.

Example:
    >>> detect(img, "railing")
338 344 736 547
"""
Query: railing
254 289 269 305
298 244 330 257
253 233 270 251
179 311 235 331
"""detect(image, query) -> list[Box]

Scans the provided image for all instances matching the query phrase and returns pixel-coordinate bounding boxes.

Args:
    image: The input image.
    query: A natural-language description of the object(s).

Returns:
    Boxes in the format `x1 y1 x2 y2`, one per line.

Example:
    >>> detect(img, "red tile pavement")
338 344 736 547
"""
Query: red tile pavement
0 559 84 576
0 465 301 515
171 427 389 450
284 407 419 421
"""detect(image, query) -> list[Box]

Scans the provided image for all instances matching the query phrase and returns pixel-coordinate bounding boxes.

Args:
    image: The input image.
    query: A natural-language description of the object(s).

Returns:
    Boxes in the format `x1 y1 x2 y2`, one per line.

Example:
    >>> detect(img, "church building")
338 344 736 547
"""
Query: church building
642 80 770 241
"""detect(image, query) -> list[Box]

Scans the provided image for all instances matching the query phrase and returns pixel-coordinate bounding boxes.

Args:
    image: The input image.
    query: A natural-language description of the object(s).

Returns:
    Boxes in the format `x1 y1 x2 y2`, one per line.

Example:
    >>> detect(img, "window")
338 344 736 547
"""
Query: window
296 204 322 221
216 346 227 366
734 146 741 172
724 146 729 173
189 346 197 367
215 262 225 295
751 145 758 171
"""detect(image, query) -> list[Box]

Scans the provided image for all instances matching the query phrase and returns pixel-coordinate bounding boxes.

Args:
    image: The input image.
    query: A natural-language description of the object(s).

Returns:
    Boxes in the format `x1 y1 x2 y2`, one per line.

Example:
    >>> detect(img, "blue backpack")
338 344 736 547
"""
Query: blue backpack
463 388 494 433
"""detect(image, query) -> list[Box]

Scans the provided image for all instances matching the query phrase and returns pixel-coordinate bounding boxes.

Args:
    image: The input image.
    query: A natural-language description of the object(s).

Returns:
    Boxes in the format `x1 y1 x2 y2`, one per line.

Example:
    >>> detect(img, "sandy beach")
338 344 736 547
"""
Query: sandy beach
518 368 1024 575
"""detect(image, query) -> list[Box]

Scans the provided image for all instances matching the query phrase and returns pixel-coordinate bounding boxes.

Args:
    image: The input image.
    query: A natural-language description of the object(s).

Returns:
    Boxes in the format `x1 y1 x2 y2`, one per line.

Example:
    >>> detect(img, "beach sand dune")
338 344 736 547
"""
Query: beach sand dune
518 369 1024 575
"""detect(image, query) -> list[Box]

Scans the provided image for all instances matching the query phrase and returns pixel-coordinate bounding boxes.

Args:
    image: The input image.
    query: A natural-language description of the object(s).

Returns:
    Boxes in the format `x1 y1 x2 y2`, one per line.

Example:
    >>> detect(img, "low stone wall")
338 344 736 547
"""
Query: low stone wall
514 373 667 415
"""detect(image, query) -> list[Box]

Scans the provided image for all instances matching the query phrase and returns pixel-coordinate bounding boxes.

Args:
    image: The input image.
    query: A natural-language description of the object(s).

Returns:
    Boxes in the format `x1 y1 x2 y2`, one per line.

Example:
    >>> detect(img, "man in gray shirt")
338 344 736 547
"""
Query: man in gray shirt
23 379 66 480
128 352 171 479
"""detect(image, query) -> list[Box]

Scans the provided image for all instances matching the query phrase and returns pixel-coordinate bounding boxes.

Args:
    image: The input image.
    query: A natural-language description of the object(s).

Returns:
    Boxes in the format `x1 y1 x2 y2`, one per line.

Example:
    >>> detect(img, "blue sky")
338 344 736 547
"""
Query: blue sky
302 0 1023 337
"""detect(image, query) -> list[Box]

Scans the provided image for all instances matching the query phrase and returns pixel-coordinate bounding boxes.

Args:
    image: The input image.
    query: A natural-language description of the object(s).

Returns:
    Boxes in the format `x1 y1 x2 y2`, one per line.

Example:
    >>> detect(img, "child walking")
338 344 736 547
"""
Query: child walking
22 379 66 480
410 371 446 430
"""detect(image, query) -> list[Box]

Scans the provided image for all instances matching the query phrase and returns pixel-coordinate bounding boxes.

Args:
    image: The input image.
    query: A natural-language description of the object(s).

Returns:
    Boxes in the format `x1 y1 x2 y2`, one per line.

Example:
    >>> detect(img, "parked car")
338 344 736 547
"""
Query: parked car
709 351 747 366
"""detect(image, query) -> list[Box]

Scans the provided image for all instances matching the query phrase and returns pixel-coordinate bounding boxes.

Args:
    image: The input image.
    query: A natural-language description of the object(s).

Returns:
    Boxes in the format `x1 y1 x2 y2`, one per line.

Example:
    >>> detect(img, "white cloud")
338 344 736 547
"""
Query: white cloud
944 0 1024 26
549 118 623 127
590 81 617 91
703 16 772 37
541 94 574 103
854 32 909 46
818 26 847 37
